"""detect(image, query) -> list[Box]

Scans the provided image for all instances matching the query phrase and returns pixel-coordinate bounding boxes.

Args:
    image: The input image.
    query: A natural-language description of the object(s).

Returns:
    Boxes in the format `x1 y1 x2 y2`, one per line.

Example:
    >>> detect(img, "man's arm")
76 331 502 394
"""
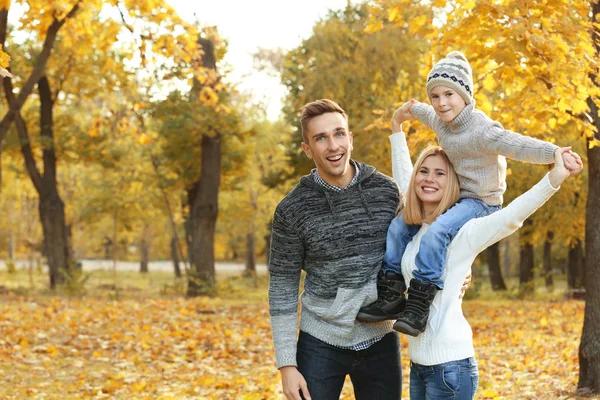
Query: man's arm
268 204 310 400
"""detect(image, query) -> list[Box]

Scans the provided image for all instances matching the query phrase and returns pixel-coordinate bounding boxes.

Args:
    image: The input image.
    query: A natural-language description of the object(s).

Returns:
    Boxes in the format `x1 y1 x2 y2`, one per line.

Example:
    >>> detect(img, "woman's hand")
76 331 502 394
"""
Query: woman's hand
391 99 418 133
549 147 580 188
459 270 472 300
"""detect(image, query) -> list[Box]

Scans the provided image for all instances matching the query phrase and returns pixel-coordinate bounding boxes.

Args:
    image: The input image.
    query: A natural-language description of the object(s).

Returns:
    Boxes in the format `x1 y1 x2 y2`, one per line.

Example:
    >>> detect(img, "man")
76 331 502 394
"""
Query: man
268 99 404 400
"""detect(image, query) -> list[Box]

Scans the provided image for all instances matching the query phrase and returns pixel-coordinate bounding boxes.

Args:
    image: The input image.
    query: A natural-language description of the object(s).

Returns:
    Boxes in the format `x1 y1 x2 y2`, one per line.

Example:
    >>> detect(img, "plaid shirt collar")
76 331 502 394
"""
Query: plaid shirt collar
312 160 360 191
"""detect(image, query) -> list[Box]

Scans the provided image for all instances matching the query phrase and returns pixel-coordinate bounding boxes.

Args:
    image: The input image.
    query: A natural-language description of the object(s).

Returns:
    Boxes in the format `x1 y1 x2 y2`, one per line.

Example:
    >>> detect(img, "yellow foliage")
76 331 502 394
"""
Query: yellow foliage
0 45 10 69
408 15 429 35
199 86 219 107
137 133 152 145
589 138 600 149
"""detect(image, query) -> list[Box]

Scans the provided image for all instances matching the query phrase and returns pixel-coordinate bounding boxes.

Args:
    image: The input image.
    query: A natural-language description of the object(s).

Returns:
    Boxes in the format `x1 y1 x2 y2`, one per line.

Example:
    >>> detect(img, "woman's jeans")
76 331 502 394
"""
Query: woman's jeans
409 357 479 400
296 330 401 400
383 198 500 288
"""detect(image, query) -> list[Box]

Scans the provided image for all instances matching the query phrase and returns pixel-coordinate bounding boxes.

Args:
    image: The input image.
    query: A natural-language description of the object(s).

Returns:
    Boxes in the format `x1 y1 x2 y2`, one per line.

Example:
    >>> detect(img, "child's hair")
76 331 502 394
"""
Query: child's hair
300 99 348 143
402 146 461 224
426 51 473 105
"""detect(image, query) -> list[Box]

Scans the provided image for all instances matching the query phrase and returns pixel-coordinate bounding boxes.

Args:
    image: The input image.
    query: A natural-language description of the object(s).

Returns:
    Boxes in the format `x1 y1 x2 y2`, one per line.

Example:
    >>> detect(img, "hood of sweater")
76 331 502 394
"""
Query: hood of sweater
447 102 475 133
298 160 377 218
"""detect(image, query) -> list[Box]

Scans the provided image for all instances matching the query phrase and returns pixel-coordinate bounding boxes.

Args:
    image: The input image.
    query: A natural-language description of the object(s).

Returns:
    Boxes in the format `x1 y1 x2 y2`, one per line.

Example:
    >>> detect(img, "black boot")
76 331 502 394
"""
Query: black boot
356 271 407 322
393 278 438 336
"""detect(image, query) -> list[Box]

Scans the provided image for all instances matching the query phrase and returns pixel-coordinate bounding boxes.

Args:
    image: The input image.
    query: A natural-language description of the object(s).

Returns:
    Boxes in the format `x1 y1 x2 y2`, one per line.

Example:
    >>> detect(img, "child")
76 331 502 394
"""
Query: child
357 51 580 336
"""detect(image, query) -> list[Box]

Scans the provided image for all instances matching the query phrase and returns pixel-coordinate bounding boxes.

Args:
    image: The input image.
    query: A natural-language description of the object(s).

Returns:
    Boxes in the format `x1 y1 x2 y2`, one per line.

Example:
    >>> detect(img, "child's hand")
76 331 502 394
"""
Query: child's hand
559 148 584 176
549 147 575 187
391 99 418 132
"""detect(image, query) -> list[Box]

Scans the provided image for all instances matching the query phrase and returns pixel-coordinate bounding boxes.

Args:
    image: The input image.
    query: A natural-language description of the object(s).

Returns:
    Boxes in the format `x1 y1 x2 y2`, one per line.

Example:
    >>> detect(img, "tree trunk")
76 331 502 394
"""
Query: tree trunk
519 220 535 289
139 227 149 274
39 193 71 287
265 219 273 266
579 141 600 393
171 235 181 278
543 231 554 292
568 239 585 290
502 237 512 278
186 38 222 297
5 76 74 289
8 230 13 260
186 134 221 297
579 2 600 387
245 189 258 277
487 241 507 291
245 232 256 275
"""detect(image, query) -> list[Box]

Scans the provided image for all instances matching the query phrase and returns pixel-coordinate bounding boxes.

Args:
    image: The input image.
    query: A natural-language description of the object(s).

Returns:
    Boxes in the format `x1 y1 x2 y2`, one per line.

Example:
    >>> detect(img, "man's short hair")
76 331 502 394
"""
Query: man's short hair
300 99 348 143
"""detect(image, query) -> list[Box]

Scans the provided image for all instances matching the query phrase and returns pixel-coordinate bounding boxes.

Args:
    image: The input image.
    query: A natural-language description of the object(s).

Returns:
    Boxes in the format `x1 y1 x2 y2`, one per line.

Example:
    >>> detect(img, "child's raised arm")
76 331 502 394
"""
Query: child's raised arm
391 99 419 132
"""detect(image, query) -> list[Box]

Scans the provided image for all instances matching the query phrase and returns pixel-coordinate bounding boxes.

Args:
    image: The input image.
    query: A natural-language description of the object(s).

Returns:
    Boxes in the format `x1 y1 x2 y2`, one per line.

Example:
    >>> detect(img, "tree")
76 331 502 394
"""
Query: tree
153 29 247 296
0 0 205 288
579 1 600 391
487 242 507 291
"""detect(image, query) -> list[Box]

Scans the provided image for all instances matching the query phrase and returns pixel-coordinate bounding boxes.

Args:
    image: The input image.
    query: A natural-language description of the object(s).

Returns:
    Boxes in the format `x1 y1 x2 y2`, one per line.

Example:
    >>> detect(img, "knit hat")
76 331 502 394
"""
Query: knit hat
426 51 473 105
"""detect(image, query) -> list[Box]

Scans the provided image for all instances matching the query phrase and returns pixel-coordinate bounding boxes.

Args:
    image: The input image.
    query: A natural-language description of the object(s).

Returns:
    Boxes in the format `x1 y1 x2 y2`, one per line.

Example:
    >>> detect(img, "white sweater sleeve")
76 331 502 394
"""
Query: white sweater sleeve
389 130 413 194
462 173 560 254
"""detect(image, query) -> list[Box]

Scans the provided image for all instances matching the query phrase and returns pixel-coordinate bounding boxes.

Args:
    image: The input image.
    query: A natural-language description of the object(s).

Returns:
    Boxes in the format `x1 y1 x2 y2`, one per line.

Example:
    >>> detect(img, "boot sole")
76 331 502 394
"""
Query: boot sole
356 312 403 323
393 320 422 337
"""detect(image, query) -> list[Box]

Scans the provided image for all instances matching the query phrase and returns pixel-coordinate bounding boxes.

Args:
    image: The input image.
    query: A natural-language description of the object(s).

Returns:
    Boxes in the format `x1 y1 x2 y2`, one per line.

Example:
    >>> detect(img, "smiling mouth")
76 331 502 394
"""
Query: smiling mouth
327 154 343 162
421 187 438 192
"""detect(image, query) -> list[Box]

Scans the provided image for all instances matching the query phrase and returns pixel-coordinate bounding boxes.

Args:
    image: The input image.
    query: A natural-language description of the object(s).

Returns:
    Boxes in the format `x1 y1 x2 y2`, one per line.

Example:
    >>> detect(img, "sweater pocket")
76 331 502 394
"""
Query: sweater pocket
301 284 377 327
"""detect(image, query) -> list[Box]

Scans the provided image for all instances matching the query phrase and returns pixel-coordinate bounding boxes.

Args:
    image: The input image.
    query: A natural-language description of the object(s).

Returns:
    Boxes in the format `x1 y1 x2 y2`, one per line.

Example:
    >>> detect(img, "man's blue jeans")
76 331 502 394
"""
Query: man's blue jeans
409 357 479 400
296 331 401 400
383 198 500 288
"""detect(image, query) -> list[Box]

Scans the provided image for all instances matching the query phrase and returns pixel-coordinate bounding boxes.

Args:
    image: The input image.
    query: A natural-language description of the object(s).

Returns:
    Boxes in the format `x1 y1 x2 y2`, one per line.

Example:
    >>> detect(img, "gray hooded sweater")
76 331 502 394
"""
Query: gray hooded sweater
268 162 402 368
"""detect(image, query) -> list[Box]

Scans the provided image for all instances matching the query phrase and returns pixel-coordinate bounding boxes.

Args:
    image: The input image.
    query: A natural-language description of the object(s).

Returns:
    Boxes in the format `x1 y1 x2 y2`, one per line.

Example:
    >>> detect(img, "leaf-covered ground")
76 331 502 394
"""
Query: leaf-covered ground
0 274 596 399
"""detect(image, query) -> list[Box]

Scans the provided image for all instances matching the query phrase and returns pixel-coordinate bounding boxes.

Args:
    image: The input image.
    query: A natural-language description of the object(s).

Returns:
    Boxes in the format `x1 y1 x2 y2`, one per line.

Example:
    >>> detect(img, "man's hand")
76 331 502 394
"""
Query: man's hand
280 366 311 400
391 99 419 132
459 271 472 300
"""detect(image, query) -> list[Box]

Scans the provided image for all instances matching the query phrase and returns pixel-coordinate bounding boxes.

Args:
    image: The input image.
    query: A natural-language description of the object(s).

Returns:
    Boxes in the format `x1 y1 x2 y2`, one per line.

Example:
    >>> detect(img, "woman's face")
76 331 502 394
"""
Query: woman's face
414 154 449 212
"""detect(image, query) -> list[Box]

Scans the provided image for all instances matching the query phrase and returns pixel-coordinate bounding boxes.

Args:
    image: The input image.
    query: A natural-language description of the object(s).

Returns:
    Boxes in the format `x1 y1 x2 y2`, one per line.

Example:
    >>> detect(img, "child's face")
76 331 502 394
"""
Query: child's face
429 86 467 123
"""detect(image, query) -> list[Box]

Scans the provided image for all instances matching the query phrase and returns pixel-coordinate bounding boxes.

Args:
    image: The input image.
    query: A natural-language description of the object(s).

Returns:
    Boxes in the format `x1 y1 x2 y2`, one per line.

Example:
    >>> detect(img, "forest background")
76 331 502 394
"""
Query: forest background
0 0 599 398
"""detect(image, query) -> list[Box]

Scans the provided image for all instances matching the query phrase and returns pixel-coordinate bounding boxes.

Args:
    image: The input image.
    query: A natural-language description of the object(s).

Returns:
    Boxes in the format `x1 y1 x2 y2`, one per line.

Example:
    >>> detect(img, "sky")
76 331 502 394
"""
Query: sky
168 0 352 119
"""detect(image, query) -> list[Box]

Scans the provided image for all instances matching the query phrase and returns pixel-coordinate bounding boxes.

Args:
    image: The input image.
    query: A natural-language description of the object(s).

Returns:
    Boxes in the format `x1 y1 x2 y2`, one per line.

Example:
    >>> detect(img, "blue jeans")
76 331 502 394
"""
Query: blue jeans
410 357 479 400
383 198 500 289
296 331 401 400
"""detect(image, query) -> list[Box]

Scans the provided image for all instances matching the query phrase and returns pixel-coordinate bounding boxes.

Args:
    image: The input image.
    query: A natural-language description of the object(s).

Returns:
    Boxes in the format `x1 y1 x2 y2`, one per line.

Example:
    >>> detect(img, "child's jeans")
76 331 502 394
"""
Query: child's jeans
382 198 500 289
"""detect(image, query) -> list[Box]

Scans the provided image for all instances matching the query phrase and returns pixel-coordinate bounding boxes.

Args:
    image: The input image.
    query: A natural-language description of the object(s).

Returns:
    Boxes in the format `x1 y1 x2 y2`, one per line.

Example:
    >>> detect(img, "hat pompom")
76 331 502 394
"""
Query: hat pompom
446 50 468 63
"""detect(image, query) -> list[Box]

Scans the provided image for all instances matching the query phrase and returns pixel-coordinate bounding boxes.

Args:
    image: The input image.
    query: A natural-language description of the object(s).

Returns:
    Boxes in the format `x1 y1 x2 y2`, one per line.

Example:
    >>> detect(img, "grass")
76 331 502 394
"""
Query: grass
0 266 270 301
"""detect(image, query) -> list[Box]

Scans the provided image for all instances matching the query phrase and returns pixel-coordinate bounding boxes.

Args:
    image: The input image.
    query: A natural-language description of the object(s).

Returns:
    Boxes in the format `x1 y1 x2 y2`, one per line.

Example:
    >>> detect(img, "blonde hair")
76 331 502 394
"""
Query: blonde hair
402 146 461 225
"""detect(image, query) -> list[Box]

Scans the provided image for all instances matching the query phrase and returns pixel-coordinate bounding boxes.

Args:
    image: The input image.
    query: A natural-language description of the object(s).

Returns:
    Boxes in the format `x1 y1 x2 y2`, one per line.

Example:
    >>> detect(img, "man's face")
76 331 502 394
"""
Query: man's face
301 112 354 187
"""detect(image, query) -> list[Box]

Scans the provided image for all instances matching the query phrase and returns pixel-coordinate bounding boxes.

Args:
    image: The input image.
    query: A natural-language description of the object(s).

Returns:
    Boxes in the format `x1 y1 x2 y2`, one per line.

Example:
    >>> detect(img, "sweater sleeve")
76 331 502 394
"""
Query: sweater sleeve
389 130 413 194
409 102 439 130
462 173 559 254
268 203 303 369
481 122 559 164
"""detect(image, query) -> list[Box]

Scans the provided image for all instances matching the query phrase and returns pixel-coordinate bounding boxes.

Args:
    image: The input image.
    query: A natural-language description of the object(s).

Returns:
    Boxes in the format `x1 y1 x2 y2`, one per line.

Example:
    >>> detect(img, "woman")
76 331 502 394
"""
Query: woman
386 112 581 399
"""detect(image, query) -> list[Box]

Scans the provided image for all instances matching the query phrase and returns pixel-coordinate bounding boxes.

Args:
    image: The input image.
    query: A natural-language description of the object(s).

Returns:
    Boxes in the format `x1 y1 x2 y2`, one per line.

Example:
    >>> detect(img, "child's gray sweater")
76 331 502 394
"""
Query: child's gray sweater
411 102 559 206
268 162 401 368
